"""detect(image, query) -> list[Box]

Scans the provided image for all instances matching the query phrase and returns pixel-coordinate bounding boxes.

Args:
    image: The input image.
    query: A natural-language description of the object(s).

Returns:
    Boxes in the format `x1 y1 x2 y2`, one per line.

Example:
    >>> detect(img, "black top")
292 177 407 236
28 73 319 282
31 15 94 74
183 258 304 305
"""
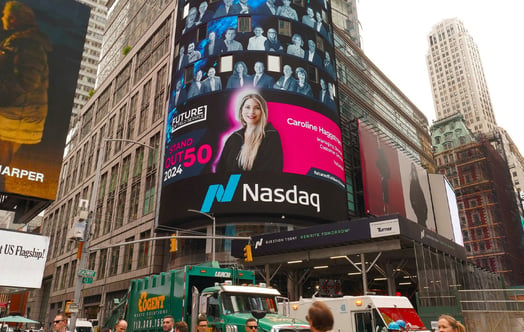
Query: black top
216 123 283 173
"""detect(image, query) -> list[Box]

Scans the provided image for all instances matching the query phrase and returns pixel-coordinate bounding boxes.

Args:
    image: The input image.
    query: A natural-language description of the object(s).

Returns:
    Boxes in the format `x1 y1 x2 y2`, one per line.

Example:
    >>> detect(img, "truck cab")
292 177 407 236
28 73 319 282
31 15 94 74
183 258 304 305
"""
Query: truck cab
198 282 309 332
281 296 430 332
119 263 309 332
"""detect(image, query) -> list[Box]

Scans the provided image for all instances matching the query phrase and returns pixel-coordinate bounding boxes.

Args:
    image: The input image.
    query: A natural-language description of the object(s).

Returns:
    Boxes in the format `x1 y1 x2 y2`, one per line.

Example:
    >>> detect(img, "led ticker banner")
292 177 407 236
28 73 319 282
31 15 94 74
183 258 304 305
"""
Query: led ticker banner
0 0 89 200
159 0 346 226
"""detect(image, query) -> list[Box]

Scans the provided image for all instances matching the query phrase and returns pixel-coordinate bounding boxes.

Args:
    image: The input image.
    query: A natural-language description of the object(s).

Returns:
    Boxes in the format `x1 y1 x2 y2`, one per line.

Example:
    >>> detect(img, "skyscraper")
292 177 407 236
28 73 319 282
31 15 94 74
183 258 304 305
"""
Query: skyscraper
73 0 108 115
426 18 497 134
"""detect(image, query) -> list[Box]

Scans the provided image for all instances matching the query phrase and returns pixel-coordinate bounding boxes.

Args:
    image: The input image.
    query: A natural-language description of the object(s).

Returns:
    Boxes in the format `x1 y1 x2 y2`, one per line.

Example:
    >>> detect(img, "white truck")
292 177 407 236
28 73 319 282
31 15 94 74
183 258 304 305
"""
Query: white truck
279 295 431 332
67 319 94 332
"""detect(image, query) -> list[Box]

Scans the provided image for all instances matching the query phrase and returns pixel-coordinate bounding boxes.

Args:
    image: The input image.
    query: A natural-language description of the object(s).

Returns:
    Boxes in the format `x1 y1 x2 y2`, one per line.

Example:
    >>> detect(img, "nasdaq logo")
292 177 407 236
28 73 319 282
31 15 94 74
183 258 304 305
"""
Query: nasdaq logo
200 174 241 212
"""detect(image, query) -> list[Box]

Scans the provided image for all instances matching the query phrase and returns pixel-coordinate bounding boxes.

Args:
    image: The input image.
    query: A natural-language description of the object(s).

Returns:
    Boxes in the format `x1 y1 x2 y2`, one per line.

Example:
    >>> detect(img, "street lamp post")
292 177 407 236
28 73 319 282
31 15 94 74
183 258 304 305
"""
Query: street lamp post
70 138 155 332
187 209 216 262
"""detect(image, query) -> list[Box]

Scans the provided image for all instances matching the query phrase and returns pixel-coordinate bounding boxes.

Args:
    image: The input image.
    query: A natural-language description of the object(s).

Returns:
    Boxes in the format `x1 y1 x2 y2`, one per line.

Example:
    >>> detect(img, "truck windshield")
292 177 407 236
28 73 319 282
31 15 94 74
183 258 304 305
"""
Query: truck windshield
221 293 278 314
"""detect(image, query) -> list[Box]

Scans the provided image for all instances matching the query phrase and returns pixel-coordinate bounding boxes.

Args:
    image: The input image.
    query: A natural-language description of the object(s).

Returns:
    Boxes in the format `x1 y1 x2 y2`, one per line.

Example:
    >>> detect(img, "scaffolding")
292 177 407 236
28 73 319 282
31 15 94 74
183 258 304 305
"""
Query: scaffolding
439 134 524 285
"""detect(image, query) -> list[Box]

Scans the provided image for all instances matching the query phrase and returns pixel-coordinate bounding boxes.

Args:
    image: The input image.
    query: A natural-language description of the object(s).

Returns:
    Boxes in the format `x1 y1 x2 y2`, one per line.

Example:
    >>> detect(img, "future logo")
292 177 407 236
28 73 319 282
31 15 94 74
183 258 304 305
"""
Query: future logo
158 0 348 228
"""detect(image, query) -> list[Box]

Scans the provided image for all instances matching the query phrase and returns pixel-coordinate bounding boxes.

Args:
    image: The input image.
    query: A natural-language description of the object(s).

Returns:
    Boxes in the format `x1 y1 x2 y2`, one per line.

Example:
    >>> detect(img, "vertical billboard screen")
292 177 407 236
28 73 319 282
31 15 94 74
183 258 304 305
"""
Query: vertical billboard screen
359 121 405 217
428 173 463 245
359 120 436 230
0 0 90 200
159 0 346 227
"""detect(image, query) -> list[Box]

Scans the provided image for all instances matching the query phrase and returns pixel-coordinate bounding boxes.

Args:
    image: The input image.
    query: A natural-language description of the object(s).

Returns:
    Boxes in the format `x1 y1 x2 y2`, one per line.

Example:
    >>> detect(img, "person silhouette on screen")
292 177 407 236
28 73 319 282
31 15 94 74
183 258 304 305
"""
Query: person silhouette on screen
202 67 222 92
226 61 250 88
273 65 297 92
251 62 275 89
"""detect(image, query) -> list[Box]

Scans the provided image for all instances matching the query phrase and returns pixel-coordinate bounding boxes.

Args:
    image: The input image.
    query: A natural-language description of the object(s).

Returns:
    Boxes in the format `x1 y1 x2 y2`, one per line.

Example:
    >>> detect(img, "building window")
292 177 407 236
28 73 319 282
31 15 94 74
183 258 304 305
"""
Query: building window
143 172 156 216
69 260 77 288
61 263 68 290
98 249 107 279
137 231 150 269
123 237 134 273
54 266 61 291
109 248 120 276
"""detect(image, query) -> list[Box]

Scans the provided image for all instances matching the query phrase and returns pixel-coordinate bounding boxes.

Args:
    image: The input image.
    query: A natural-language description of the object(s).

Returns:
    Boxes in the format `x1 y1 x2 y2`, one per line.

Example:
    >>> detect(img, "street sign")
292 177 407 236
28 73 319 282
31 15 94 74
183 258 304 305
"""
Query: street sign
82 277 93 284
78 268 96 278
68 303 79 313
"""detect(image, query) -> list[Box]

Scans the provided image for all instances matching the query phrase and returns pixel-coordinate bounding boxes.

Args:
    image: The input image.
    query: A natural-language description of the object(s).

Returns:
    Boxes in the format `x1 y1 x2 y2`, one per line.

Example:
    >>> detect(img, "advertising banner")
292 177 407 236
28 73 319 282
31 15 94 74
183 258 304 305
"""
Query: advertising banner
398 147 436 231
358 121 406 217
0 229 49 288
159 0 346 227
0 0 90 200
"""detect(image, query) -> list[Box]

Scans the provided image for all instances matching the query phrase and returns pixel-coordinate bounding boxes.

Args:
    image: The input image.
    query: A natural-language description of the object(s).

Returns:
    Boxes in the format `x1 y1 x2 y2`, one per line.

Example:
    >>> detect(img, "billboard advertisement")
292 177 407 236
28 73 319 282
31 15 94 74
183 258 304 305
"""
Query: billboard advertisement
428 173 463 246
398 147 436 231
0 0 90 200
358 121 405 217
359 120 436 230
159 0 346 227
0 229 49 288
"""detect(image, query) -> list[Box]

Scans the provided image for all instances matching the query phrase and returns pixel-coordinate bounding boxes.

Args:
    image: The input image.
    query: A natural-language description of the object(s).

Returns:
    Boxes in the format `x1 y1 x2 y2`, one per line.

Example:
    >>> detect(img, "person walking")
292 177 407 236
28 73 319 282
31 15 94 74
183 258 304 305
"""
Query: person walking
437 314 465 332
51 314 67 332
244 318 257 332
175 321 188 332
162 315 175 332
196 315 208 332
114 320 127 332
305 301 333 332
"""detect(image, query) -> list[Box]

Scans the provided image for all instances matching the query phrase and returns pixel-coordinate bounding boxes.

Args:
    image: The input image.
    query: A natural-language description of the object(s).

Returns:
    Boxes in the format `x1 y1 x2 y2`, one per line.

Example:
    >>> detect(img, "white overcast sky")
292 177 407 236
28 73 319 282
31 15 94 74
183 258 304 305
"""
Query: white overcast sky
357 0 524 151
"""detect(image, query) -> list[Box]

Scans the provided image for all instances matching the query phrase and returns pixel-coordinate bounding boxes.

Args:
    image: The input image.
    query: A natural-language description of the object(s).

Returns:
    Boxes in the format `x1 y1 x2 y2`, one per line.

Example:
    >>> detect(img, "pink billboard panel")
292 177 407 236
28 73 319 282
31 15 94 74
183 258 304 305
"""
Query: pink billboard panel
358 121 405 217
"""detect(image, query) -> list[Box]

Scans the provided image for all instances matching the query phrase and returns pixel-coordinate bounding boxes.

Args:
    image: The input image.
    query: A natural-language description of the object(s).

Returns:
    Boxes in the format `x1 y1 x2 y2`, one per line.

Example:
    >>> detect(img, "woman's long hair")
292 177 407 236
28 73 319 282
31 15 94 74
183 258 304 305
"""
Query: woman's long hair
232 61 248 78
236 93 268 170
439 314 466 332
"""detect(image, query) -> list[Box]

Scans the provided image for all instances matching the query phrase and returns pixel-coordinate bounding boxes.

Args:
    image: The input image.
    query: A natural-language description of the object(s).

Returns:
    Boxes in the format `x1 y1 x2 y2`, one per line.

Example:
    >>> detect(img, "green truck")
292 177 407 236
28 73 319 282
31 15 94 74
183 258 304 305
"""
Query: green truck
116 262 309 332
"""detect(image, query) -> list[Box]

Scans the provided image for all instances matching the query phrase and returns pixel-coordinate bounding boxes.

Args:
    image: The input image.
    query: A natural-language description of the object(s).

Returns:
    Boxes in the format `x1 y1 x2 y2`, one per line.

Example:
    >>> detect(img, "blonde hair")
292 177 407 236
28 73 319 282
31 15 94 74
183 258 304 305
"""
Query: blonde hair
3 1 37 30
439 314 465 332
236 93 268 170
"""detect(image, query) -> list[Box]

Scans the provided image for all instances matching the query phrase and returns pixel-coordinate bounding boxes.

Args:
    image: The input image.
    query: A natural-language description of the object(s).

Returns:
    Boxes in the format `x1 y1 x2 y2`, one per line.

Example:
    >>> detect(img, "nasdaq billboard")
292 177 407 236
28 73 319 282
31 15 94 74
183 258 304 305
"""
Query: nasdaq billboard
159 0 346 227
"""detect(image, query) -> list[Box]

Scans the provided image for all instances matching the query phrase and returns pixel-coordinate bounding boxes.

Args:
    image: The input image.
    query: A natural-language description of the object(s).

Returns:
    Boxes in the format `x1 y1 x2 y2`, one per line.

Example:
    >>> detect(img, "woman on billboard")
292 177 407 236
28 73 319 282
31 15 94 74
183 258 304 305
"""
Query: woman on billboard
216 91 282 172
295 67 313 97
226 61 250 88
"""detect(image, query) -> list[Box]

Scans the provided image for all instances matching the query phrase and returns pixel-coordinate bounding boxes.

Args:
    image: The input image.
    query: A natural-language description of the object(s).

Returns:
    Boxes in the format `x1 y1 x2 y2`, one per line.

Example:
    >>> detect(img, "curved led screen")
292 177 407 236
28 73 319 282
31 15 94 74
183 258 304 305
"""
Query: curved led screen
159 0 346 227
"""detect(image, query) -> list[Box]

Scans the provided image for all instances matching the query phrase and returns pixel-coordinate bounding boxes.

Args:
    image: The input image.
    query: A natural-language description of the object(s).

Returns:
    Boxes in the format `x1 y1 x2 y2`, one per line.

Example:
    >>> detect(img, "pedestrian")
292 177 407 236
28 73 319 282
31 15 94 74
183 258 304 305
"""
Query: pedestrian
52 314 67 332
175 321 188 332
196 315 208 332
113 320 127 332
244 318 257 332
162 315 175 332
387 322 400 331
438 314 465 332
305 301 333 332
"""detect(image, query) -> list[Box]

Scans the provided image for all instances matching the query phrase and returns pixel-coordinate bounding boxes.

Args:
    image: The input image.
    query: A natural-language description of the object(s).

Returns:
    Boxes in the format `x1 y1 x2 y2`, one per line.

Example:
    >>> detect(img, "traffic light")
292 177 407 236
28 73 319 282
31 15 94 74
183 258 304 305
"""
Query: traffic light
170 234 177 253
243 244 253 262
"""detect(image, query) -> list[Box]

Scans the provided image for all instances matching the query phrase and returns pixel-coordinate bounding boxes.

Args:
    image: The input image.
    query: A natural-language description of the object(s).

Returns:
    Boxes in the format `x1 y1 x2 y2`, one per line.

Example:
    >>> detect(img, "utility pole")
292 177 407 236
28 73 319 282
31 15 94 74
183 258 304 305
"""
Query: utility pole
187 209 216 262
70 138 155 332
